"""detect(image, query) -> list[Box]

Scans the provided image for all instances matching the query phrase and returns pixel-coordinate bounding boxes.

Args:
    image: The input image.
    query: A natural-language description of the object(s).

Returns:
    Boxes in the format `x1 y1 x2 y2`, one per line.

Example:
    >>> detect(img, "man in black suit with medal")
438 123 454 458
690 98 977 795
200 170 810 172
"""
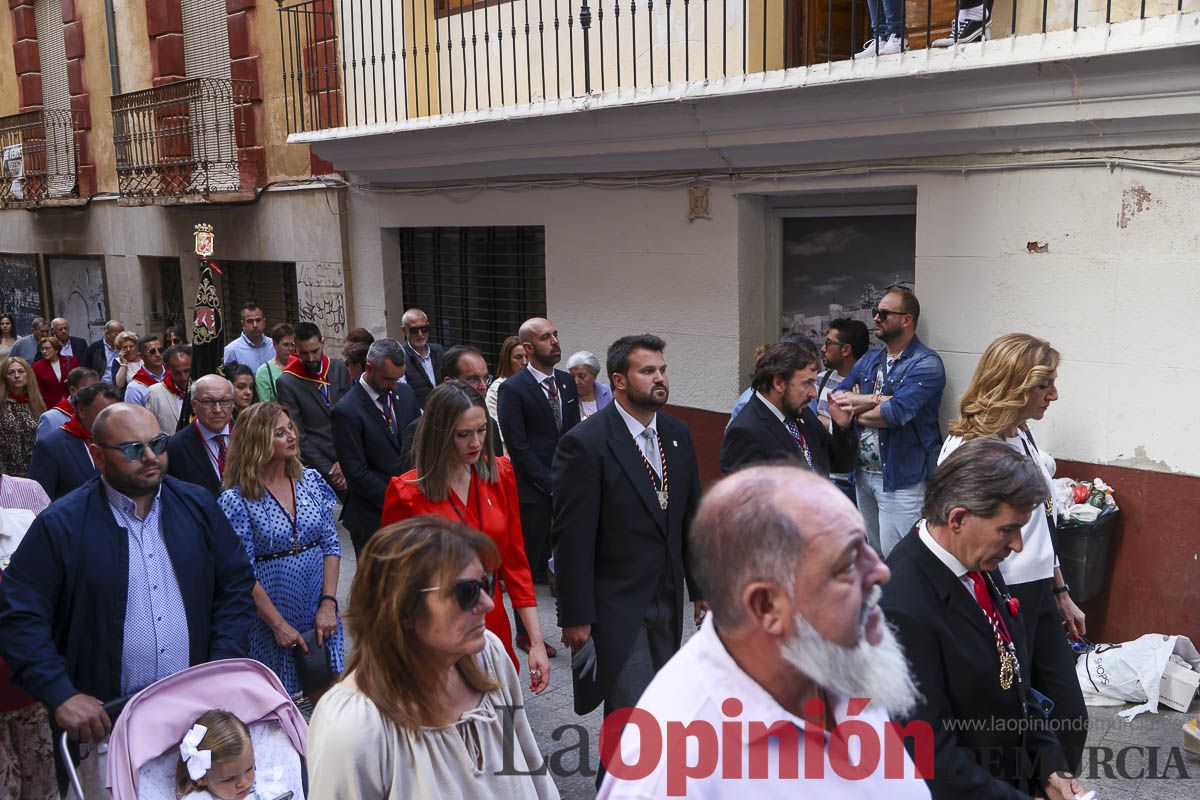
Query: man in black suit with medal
332 338 420 554
720 339 858 478
553 334 706 723
881 438 1088 800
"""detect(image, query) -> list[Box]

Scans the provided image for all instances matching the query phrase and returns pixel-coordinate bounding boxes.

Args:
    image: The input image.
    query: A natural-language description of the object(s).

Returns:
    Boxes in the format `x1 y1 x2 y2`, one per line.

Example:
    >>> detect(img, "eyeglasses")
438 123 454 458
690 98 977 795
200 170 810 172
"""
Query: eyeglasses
97 434 170 462
872 308 906 320
194 398 234 409
823 339 845 349
463 375 494 389
406 325 431 335
422 574 495 611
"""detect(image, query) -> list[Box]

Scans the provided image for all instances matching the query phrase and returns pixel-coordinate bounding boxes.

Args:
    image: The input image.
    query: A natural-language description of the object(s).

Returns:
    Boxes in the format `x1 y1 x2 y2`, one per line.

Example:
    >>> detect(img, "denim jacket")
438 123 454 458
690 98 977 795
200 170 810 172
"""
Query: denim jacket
835 336 946 491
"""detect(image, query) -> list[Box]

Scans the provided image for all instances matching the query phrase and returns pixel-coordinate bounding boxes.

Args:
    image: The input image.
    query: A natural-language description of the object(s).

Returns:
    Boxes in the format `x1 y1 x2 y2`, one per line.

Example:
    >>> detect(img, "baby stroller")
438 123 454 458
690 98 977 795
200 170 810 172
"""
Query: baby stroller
62 659 308 800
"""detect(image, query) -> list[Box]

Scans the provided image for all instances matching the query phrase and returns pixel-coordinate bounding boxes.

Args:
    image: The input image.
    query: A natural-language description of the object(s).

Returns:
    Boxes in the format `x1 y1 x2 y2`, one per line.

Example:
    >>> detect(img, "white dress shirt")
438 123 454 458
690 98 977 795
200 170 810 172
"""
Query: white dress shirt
916 519 977 598
598 619 932 799
406 343 436 385
613 399 660 467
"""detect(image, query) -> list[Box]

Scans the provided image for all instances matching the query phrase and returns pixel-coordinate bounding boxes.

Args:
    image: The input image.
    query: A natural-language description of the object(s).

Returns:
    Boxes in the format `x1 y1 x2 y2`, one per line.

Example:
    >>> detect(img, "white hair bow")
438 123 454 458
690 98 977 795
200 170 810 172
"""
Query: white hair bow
180 723 212 781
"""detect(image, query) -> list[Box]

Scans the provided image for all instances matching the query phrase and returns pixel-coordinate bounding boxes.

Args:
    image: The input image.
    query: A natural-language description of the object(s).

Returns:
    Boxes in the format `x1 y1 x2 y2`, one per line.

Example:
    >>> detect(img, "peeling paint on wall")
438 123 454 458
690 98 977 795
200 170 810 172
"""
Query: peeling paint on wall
1108 445 1173 473
1117 184 1154 229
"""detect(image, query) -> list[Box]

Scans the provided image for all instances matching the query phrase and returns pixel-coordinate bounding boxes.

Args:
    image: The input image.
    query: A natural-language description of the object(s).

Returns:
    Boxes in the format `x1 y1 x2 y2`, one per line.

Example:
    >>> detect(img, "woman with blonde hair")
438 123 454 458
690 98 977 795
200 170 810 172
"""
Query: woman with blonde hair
485 335 528 452
217 402 343 696
939 332 1087 771
382 381 553 682
307 516 558 798
111 330 142 392
0 357 45 477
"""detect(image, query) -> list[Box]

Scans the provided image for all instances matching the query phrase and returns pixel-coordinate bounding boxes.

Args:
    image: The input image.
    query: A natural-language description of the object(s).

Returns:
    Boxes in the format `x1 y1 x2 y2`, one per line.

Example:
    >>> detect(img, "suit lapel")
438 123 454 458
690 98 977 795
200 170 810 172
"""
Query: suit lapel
660 416 687 537
907 535 993 640
754 397 802 457
520 369 558 429
68 436 97 476
605 408 667 534
356 384 401 451
185 428 219 488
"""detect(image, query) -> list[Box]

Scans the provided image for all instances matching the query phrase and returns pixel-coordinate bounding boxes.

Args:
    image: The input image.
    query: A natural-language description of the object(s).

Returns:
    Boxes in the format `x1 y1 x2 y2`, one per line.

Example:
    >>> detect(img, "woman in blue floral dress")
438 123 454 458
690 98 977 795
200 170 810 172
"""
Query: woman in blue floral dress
218 402 344 695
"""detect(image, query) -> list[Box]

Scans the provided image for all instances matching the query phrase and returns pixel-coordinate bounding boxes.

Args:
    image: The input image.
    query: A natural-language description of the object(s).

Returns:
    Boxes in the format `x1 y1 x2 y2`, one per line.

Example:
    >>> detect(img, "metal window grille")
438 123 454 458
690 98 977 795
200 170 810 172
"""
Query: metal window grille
398 226 547 369
219 261 300 347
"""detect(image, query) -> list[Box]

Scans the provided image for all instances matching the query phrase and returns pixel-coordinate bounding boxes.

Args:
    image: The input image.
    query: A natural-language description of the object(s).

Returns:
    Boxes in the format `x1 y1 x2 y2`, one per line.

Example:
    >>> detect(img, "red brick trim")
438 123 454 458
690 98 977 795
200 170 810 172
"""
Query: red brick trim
225 3 264 187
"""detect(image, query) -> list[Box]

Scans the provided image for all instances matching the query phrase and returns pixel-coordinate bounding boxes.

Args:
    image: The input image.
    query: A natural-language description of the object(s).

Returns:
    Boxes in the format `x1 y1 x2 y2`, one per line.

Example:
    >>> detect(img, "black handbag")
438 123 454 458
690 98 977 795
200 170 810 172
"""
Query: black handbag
292 629 336 695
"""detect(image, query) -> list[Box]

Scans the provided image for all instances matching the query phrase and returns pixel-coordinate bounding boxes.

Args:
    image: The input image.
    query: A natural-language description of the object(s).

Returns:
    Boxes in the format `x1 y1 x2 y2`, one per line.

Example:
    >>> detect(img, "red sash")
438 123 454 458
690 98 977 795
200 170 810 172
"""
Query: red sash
53 398 74 416
162 370 188 400
131 367 164 387
281 353 329 386
60 413 91 442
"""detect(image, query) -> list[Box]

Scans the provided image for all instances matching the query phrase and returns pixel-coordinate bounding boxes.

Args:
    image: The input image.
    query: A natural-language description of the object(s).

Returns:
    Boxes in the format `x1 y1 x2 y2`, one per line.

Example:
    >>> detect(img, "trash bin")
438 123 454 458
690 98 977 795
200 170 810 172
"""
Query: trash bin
1050 508 1119 604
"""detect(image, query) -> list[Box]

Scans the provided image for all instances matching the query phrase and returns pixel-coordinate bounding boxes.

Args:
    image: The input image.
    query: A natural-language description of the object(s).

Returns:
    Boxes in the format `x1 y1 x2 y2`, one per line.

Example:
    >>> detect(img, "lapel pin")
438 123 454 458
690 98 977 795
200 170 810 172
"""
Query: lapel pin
673 440 678 447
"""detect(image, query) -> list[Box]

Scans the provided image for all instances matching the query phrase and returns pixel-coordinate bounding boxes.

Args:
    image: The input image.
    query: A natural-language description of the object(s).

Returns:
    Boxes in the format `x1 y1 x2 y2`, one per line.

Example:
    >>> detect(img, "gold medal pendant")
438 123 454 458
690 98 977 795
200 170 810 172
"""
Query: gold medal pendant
999 648 1016 690
657 490 669 510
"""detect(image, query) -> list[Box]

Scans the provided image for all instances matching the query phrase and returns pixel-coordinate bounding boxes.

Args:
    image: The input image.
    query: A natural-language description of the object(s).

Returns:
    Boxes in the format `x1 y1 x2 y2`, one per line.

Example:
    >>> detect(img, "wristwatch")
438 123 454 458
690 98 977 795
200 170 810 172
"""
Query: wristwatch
1053 583 1070 595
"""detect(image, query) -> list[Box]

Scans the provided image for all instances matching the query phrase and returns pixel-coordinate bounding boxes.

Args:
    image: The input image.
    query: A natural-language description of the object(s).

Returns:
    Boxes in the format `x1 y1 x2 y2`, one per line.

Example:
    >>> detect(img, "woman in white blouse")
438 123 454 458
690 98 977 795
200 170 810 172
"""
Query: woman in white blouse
307 516 558 799
485 336 527 453
938 332 1087 772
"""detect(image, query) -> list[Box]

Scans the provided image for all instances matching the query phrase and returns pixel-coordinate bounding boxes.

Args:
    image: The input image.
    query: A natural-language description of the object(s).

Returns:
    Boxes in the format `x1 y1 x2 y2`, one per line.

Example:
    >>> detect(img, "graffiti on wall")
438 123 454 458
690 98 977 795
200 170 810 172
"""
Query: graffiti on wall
297 262 347 352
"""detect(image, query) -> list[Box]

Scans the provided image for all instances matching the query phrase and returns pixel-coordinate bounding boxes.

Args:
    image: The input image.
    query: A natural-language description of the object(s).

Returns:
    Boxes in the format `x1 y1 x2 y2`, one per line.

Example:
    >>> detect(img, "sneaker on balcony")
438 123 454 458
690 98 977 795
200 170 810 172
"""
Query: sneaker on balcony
932 17 990 47
858 35 904 57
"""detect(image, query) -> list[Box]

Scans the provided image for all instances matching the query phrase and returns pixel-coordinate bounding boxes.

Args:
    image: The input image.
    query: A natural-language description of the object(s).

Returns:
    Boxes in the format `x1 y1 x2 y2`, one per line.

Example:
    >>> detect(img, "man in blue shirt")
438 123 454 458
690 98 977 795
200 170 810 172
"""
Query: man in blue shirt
0 403 254 748
222 301 274 372
830 290 945 557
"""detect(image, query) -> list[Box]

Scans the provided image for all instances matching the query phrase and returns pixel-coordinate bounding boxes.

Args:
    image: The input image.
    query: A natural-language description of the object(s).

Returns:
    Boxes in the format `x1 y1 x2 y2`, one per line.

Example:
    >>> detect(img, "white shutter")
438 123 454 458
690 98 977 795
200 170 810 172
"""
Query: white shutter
182 0 232 80
34 0 74 196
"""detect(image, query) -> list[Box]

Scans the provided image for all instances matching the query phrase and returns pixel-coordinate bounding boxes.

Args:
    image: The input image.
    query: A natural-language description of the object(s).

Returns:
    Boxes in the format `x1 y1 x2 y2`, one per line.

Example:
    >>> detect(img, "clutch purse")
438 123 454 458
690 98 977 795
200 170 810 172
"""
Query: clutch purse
292 629 335 695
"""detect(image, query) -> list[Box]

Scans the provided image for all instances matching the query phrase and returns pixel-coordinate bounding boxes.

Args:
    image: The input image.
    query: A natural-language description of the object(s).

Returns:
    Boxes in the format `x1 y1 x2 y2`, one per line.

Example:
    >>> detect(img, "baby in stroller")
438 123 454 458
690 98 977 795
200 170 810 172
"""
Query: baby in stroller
175 711 259 800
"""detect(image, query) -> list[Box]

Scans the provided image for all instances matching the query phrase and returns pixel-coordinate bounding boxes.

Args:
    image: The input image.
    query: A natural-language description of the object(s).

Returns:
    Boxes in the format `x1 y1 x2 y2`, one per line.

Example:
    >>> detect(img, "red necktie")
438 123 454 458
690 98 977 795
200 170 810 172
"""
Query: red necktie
215 434 228 475
967 571 1010 643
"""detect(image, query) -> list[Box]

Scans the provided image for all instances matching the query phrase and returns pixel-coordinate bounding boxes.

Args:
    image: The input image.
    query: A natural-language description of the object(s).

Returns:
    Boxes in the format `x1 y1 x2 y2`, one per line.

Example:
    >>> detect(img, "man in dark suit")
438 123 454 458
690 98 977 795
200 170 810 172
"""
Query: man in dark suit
82 320 124 381
554 334 705 722
28 382 120 500
721 339 858 477
276 322 352 494
498 317 581 582
400 345 503 467
881 438 1086 800
332 338 420 554
401 308 445 408
167 374 235 496
46 317 89 365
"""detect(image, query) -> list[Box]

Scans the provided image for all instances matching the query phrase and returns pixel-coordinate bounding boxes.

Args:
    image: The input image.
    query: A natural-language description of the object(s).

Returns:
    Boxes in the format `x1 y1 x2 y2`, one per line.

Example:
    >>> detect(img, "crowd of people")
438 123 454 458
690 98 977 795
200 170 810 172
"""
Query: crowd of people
0 292 1094 799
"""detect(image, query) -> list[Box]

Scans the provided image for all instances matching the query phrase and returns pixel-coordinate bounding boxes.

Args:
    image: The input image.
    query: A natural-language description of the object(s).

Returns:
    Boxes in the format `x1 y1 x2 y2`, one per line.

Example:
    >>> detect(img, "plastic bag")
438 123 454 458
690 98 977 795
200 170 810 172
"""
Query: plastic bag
1076 634 1200 719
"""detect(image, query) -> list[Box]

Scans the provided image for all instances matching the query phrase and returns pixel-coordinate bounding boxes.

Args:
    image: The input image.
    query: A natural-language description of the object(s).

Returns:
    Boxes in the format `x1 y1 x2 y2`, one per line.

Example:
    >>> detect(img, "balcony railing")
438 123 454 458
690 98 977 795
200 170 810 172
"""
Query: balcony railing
111 78 254 202
0 108 82 207
279 0 1197 134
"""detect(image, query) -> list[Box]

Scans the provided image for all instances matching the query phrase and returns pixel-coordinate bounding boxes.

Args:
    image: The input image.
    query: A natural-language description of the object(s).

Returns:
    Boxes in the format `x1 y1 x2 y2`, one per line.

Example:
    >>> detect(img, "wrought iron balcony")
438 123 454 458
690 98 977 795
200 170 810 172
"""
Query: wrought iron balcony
278 0 1197 134
111 78 255 203
0 108 82 208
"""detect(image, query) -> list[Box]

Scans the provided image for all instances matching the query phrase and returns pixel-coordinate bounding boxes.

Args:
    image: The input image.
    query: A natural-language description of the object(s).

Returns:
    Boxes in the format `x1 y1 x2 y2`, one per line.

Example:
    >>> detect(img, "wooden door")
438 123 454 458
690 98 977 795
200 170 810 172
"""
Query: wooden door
907 0 958 49
787 0 880 67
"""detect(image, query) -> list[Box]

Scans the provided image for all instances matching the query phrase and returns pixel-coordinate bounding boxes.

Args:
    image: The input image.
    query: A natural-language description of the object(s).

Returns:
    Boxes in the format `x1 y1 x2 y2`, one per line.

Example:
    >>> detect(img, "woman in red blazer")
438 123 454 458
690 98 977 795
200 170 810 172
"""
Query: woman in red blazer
381 381 551 693
31 337 78 409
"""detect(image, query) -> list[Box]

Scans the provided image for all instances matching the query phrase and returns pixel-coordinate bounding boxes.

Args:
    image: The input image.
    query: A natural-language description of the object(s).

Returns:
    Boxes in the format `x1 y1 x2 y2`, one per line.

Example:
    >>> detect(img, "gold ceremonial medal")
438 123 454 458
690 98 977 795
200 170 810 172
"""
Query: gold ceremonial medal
657 491 669 510
999 647 1016 690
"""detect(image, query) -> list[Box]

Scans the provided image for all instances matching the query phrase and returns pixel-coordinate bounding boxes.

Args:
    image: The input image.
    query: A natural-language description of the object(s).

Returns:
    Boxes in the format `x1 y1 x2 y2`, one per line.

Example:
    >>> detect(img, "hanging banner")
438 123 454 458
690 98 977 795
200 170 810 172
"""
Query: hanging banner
191 223 224 377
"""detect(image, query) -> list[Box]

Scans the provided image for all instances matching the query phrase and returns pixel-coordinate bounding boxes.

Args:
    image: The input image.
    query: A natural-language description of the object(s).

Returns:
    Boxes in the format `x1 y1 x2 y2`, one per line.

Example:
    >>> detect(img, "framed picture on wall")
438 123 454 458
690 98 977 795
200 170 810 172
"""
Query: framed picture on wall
779 210 916 348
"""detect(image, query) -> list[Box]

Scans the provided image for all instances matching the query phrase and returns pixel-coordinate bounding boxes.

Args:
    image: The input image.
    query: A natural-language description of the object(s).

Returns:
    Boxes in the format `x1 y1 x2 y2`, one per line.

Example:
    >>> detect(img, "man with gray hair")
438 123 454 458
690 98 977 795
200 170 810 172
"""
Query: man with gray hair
881 438 1085 799
332 338 420 553
84 320 125 380
166 374 235 496
48 317 89 363
10 317 48 363
599 464 929 798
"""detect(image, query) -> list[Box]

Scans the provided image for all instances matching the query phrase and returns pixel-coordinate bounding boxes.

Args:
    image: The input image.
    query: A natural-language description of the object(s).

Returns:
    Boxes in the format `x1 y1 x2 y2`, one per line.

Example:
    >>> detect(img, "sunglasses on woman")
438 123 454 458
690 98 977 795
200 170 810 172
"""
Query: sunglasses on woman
422 574 495 612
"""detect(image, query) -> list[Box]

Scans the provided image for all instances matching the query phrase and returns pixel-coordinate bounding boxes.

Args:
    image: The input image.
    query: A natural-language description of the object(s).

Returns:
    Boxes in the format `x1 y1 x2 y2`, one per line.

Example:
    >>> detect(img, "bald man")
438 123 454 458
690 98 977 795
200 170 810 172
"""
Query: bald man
48 317 89 363
0 403 254 769
600 465 931 799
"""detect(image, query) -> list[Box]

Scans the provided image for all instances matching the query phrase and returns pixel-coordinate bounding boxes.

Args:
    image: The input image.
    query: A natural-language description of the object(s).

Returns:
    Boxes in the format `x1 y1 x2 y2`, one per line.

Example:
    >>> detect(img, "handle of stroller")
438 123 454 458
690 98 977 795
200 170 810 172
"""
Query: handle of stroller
60 695 132 800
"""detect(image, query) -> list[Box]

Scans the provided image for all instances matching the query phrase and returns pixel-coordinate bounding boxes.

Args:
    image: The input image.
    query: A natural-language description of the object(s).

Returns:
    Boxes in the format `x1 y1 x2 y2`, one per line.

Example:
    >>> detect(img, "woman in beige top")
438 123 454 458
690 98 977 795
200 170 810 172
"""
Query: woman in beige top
485 336 528 454
308 516 558 799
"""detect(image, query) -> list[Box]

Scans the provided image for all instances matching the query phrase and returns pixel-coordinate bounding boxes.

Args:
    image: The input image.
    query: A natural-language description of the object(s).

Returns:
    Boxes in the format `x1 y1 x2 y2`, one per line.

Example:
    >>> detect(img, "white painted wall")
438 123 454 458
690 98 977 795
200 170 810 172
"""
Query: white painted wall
346 159 1200 476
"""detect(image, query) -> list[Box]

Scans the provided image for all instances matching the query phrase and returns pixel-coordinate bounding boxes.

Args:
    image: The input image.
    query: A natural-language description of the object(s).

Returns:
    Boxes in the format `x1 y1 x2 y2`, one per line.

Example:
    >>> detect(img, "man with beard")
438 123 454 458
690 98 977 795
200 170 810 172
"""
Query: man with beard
145 344 194 434
498 317 581 583
400 308 445 408
721 339 857 478
554 335 706 732
0 404 254 794
830 290 945 556
599 465 930 798
276 322 352 494
881 438 1086 800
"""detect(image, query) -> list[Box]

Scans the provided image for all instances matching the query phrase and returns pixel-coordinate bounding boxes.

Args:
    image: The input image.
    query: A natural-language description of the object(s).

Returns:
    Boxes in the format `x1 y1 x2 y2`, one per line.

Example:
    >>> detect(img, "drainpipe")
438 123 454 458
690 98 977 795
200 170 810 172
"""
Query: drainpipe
102 0 121 94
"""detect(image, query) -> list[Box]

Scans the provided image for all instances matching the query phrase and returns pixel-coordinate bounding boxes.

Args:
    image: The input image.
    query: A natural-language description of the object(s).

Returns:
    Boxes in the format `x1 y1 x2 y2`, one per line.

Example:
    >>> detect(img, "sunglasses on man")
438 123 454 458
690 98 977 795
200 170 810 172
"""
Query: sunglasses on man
96 434 170 462
872 308 907 320
406 325 431 335
422 574 495 612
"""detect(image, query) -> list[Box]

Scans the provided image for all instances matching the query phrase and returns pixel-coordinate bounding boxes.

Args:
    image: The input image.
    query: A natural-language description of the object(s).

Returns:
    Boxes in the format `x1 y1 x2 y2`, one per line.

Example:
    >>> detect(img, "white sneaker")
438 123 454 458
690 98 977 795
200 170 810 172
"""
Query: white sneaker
858 35 903 57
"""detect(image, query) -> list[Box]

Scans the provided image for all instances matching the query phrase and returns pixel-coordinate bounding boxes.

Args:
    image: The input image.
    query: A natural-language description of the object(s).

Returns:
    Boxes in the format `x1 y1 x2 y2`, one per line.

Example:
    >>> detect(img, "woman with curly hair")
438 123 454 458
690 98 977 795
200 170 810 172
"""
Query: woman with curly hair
939 332 1086 772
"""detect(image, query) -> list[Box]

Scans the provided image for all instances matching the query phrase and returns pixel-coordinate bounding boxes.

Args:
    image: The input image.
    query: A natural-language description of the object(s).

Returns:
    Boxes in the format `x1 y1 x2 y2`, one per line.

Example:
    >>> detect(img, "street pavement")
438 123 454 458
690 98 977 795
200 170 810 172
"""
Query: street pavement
333 526 1200 799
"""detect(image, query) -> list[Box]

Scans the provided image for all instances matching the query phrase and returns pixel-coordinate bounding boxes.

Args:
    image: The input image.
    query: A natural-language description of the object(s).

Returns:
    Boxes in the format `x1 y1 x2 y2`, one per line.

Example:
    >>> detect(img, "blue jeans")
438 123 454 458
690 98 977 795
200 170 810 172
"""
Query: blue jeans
866 0 905 39
856 470 925 557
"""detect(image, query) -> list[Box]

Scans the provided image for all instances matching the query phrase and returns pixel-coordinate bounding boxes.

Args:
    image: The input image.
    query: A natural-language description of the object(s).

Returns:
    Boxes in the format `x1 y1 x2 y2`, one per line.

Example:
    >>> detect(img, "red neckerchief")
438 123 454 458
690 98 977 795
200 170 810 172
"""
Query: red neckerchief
60 413 90 441
281 353 329 386
162 370 188 400
131 366 164 387
8 392 28 405
53 398 74 416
